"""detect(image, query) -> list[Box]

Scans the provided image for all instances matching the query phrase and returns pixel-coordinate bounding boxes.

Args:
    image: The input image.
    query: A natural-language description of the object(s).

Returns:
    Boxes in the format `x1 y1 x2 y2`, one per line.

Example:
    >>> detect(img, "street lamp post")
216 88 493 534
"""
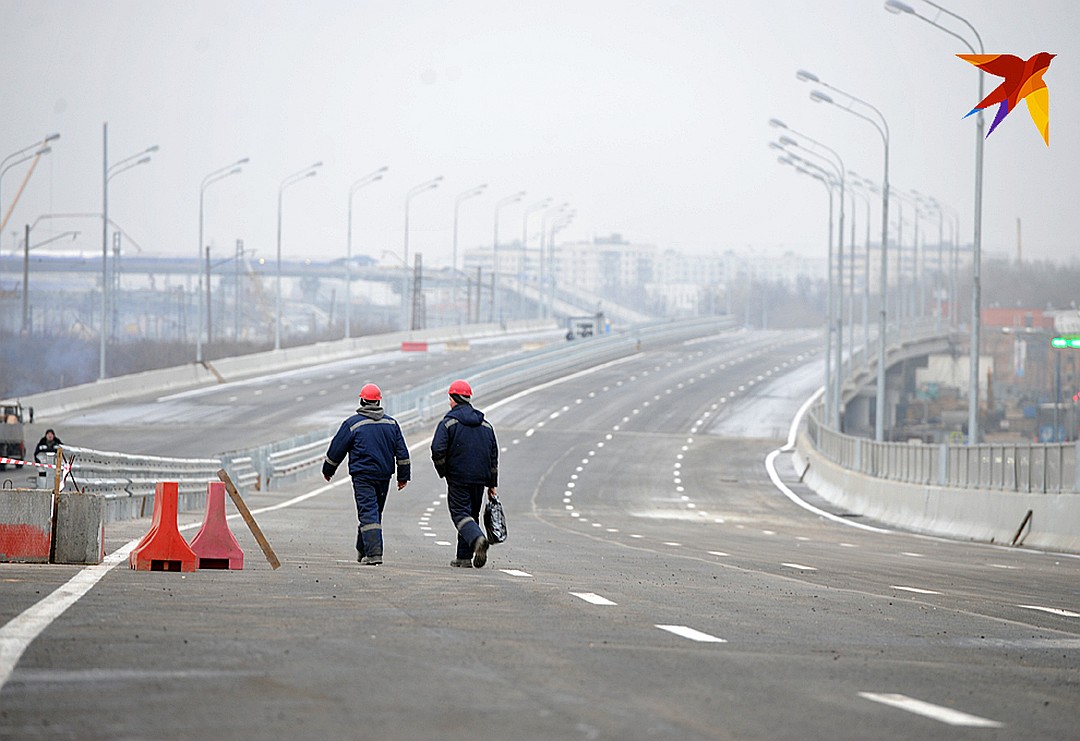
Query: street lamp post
453 184 486 323
777 153 839 426
538 203 570 320
0 133 58 231
492 190 526 321
346 166 388 339
21 228 79 334
198 157 248 362
798 72 891 441
772 121 846 428
101 123 156 379
521 197 551 315
275 161 322 351
885 0 985 443
547 209 575 320
403 176 442 330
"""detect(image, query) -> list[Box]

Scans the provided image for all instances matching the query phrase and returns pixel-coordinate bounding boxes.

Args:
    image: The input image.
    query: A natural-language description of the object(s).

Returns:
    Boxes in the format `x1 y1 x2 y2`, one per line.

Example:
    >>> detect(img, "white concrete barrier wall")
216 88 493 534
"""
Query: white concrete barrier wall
794 429 1080 554
23 319 557 418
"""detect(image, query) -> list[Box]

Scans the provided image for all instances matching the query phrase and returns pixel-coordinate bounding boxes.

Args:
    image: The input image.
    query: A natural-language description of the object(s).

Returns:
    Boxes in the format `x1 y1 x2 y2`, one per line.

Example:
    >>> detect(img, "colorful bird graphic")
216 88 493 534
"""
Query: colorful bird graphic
958 52 1055 145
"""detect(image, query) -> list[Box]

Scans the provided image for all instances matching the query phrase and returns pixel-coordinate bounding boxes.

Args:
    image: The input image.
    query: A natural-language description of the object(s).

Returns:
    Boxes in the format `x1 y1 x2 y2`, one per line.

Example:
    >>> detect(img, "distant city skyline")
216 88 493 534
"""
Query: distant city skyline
1 0 1077 272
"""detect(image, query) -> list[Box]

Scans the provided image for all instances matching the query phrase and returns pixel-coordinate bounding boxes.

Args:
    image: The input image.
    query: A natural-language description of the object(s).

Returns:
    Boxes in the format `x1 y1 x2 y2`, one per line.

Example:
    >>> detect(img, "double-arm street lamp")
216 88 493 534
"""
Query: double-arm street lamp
0 133 59 231
521 197 551 314
772 120 846 428
275 161 322 351
492 190 526 321
402 176 442 330
775 150 840 426
885 0 986 445
101 124 157 379
539 203 570 320
797 70 892 442
197 158 248 362
346 166 388 339
453 184 487 321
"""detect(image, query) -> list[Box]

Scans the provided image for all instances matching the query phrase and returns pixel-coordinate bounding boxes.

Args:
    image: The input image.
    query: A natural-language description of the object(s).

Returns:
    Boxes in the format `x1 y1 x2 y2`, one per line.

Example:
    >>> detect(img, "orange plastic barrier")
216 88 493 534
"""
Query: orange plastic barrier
189 481 244 570
401 341 428 352
129 481 197 572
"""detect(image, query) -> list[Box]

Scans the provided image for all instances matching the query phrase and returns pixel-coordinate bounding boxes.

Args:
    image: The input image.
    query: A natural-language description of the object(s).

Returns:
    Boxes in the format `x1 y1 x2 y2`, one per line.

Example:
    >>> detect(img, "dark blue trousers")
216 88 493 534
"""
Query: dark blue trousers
353 477 390 558
447 480 486 560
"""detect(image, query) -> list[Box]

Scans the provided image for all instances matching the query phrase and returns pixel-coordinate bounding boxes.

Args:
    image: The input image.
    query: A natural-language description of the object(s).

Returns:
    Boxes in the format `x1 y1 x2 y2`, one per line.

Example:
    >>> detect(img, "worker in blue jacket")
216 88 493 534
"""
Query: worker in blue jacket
323 384 410 565
431 379 498 568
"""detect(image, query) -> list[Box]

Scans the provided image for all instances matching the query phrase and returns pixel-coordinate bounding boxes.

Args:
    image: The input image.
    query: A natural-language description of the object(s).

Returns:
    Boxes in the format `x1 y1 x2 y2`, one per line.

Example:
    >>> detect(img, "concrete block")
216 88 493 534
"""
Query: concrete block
0 489 53 563
54 491 106 564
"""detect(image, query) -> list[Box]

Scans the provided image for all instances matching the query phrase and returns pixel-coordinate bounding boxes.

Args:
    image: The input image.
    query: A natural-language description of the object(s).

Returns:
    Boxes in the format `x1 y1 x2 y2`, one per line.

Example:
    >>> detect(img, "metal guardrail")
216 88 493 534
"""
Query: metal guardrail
806 401 1080 494
242 315 734 488
65 316 733 507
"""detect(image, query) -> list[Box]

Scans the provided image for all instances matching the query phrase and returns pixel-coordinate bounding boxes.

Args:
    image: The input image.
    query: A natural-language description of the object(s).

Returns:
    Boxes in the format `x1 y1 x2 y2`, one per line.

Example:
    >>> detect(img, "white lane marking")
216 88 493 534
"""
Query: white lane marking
990 564 1018 569
605 528 619 532
1018 605 1080 618
707 551 729 557
501 569 533 578
571 592 617 606
858 692 1003 728
762 530 776 535
423 533 438 537
436 541 452 546
525 428 535 437
0 541 138 691
839 543 857 548
763 386 891 535
5 355 649 691
892 586 941 595
781 563 817 571
629 534 643 538
902 552 924 558
655 625 727 643
663 542 682 547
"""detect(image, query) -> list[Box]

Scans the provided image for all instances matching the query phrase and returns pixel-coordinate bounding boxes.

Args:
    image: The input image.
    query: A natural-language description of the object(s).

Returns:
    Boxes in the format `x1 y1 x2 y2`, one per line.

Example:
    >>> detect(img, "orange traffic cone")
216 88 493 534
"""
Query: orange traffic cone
190 481 244 570
129 481 197 572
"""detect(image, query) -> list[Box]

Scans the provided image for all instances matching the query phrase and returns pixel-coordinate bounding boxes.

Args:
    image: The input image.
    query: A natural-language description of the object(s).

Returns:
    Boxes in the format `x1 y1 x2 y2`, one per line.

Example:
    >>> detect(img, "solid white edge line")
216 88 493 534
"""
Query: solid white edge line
764 386 891 534
858 692 1003 728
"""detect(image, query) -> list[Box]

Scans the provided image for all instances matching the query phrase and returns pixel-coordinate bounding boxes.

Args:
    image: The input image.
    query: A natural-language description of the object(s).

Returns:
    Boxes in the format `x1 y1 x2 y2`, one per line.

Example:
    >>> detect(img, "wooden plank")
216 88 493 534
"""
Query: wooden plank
216 469 281 569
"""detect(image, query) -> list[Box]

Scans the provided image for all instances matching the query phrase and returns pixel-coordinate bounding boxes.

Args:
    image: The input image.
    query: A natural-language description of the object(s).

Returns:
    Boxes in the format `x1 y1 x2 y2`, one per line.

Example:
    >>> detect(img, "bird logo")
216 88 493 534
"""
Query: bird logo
958 53 1055 146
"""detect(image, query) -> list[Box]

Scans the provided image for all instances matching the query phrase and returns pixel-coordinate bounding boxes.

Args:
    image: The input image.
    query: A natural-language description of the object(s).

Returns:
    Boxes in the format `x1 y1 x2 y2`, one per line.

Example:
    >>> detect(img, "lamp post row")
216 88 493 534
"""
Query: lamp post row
11 127 563 374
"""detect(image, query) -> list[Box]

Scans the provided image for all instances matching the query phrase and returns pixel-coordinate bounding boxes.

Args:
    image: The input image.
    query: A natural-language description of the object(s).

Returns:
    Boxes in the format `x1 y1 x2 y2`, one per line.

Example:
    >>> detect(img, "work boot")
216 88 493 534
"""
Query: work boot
356 550 364 563
450 558 473 568
360 555 382 566
472 535 489 569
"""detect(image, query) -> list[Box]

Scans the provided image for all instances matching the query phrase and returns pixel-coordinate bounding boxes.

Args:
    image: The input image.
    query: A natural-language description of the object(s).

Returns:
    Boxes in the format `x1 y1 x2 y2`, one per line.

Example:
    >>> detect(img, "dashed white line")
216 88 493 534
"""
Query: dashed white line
1017 605 1080 618
858 692 1003 728
501 569 533 578
655 625 727 643
571 592 617 606
781 563 817 571
892 586 941 595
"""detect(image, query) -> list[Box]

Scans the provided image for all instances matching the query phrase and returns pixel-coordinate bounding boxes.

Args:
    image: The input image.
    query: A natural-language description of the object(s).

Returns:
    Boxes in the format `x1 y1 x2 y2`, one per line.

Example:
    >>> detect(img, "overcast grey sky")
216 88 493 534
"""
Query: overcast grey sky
1 0 1077 270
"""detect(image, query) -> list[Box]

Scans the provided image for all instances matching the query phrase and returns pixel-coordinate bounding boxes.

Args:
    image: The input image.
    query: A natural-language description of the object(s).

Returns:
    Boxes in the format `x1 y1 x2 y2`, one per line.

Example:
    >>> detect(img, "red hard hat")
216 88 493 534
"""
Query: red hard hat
448 379 472 398
359 383 382 402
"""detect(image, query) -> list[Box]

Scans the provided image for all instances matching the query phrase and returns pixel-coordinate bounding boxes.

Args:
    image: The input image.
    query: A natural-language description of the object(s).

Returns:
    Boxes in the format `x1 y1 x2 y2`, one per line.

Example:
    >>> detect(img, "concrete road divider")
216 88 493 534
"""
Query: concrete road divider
0 489 53 562
54 491 105 565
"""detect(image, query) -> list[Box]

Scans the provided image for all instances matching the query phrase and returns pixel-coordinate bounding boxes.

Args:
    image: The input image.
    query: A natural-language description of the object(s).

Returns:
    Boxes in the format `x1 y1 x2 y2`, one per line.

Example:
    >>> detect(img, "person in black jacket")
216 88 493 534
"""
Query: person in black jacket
430 379 499 568
34 429 63 464
323 384 410 565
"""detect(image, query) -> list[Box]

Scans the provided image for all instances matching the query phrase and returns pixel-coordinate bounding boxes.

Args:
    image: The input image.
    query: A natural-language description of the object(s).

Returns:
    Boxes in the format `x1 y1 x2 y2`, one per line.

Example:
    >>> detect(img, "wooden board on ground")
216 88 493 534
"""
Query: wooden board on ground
216 469 281 569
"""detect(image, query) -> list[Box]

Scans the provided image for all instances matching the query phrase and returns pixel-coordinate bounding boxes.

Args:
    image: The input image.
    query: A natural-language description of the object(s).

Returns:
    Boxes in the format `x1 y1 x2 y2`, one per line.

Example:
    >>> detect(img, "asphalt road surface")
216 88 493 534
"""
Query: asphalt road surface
2 328 1078 740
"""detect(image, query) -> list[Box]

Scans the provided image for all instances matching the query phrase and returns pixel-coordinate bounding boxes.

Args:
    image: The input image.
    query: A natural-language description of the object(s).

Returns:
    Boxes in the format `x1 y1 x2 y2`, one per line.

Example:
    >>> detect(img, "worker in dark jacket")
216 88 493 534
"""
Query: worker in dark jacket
34 429 63 464
323 384 410 565
430 379 498 568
